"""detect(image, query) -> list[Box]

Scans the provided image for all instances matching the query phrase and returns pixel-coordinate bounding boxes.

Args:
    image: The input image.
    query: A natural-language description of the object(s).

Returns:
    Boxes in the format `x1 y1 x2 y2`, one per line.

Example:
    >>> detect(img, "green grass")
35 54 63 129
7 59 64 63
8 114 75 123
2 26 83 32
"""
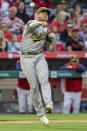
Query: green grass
0 122 87 131
0 114 87 121
0 114 87 131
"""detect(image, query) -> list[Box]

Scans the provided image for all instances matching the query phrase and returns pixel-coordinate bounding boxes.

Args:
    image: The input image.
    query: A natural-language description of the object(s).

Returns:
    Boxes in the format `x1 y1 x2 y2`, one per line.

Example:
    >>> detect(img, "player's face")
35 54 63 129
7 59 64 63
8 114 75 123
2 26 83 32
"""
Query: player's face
37 11 48 21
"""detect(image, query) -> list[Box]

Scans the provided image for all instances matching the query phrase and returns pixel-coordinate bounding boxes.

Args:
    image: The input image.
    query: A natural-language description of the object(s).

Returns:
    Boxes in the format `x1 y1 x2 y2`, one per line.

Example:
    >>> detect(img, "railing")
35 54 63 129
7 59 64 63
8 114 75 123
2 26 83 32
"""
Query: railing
0 52 87 78
0 70 87 78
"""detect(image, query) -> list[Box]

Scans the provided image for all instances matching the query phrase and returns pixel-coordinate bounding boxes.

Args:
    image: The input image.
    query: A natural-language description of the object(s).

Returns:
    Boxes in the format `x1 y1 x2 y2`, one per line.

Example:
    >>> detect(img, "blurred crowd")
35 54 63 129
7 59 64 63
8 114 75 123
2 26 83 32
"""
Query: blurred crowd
0 0 87 53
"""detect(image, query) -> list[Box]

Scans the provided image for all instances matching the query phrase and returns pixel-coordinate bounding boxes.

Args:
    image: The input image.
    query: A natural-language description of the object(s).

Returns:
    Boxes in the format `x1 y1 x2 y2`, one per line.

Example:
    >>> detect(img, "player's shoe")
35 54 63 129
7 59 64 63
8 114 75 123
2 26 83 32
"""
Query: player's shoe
46 105 53 113
40 115 49 126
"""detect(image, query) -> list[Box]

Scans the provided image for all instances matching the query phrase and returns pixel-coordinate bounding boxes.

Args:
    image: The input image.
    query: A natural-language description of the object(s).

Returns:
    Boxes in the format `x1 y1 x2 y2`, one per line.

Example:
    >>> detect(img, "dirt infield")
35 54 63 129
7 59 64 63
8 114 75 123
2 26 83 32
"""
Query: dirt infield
0 119 87 123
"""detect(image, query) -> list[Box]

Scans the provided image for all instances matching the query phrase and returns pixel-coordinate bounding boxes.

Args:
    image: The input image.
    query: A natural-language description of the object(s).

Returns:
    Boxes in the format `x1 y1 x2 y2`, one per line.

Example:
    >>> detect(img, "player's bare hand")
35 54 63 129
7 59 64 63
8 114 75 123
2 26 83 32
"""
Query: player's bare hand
40 21 48 27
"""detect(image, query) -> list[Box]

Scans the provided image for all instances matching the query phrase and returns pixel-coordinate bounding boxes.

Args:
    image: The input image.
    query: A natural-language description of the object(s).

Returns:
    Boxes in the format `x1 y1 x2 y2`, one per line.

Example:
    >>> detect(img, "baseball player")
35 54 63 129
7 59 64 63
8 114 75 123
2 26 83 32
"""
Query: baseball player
20 7 56 125
60 54 86 114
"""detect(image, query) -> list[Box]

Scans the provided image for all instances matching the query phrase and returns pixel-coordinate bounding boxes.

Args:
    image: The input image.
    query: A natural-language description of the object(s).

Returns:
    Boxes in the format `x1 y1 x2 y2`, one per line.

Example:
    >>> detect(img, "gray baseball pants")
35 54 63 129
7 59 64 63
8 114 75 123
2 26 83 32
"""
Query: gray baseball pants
20 54 53 117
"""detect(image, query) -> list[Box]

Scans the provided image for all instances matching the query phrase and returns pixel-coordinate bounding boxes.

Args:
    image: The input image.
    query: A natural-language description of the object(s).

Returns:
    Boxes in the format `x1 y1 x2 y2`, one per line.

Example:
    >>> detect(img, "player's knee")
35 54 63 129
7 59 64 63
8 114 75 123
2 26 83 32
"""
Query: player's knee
30 81 39 89
40 75 48 84
41 81 50 88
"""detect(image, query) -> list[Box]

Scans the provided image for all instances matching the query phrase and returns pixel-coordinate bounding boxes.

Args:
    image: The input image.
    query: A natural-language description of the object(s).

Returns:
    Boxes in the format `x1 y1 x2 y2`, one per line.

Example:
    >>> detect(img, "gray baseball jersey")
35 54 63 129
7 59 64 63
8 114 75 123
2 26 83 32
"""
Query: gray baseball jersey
21 20 47 52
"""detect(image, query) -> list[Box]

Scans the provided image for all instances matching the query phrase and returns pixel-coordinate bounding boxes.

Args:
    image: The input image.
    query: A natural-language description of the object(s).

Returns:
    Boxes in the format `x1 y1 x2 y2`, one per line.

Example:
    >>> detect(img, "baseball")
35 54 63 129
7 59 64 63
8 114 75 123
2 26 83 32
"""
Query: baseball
29 2 35 8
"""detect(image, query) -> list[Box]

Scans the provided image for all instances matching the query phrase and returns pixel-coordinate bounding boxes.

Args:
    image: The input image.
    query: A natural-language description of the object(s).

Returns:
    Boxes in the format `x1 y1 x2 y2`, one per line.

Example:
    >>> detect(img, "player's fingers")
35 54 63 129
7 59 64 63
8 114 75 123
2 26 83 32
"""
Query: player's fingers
42 22 48 27
45 22 48 27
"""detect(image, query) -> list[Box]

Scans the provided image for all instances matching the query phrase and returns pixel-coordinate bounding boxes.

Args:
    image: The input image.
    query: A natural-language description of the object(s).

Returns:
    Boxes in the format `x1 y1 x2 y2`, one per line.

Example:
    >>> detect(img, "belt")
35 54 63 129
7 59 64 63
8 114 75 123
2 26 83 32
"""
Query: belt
21 51 42 55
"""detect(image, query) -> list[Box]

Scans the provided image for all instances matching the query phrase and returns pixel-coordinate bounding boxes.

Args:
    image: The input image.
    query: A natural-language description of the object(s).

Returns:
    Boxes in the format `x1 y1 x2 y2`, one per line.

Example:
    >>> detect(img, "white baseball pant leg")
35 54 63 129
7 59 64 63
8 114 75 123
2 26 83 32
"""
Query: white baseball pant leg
72 92 82 114
36 55 53 106
63 91 72 114
17 87 27 113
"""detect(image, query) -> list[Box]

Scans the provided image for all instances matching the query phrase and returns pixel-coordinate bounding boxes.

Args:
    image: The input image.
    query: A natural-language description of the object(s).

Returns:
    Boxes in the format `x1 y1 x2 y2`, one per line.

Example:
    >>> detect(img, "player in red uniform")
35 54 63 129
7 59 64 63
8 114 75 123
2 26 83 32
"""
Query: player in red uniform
60 54 86 114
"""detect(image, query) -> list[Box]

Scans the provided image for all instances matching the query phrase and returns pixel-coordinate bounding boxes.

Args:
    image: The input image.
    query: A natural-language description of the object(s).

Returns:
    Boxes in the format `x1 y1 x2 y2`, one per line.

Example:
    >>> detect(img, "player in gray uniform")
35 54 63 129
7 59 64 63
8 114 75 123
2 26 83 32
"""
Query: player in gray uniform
20 7 56 125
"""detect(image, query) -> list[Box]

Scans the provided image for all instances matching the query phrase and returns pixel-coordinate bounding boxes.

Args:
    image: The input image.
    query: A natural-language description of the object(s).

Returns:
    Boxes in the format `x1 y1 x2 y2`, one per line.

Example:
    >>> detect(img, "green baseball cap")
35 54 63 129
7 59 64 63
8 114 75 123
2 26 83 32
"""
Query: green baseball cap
60 0 67 4
37 7 50 15
70 54 79 62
